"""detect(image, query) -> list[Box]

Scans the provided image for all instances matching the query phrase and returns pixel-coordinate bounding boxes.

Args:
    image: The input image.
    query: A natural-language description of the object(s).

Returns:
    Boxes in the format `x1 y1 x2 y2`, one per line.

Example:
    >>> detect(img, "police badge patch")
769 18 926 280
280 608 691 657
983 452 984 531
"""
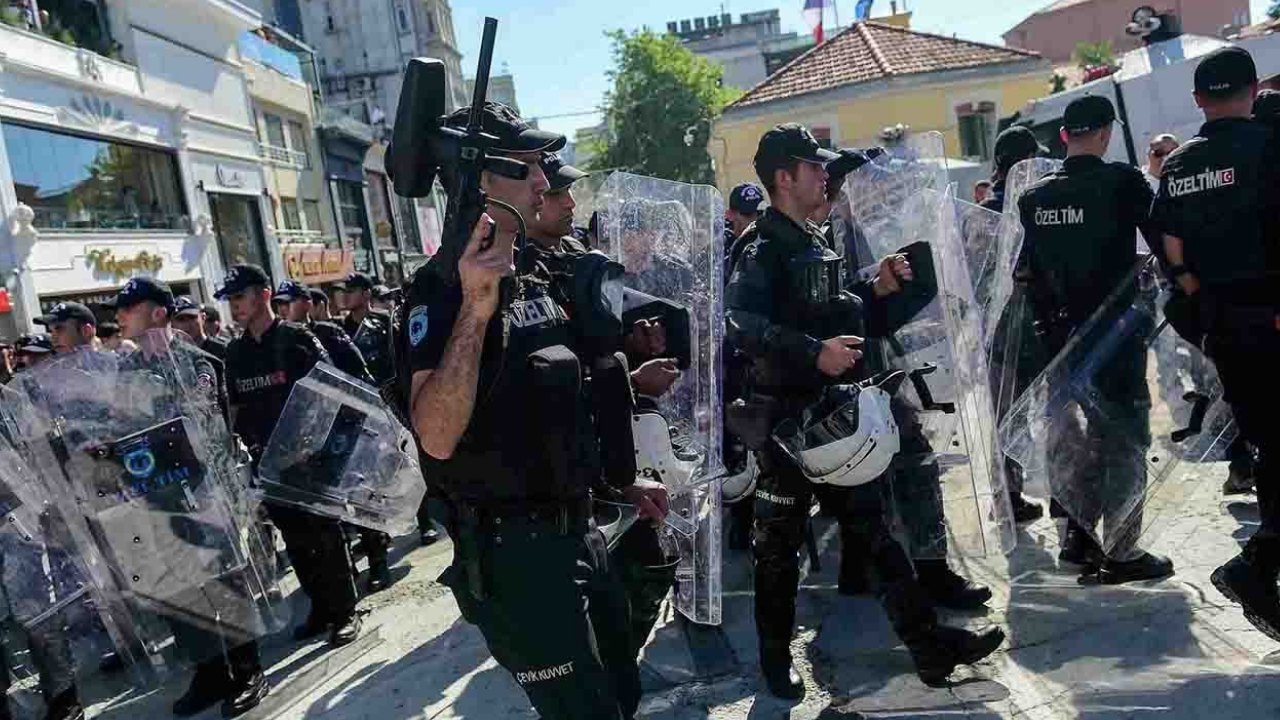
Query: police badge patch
408 305 429 346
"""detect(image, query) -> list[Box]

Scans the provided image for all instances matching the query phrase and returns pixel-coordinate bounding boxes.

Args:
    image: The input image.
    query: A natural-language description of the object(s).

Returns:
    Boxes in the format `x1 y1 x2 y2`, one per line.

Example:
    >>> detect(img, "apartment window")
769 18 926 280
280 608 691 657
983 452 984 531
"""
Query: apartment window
397 5 410 32
956 101 996 160
303 199 324 233
280 197 302 230
810 126 833 149
336 182 366 230
3 122 186 230
264 113 287 148
286 120 311 169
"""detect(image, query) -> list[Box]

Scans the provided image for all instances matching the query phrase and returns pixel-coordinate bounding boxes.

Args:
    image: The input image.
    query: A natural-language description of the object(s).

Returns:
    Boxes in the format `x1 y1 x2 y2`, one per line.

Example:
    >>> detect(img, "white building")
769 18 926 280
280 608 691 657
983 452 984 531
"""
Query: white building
0 0 279 337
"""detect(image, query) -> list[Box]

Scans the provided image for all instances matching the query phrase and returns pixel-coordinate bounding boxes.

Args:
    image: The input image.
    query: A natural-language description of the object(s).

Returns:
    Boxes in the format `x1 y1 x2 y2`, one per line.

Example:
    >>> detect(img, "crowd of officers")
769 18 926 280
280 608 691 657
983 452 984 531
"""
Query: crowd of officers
0 42 1276 720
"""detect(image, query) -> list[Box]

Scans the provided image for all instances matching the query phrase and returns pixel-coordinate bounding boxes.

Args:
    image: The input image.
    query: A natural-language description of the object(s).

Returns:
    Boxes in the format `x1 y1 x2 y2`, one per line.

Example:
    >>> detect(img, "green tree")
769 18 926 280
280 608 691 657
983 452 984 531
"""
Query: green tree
592 29 741 184
1269 1 1280 20
1073 40 1116 69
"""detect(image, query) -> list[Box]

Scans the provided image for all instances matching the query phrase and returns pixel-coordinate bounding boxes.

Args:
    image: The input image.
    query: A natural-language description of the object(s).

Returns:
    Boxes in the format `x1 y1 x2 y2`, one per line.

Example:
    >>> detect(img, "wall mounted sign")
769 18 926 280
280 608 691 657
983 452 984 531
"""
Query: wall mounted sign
283 247 354 284
86 248 164 280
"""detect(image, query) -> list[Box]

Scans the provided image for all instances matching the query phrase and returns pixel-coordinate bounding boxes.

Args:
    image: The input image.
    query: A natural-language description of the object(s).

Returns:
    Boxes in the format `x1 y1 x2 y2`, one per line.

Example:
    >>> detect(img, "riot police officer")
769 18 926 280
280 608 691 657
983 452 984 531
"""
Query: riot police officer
1152 46 1280 639
110 276 270 717
34 302 97 355
724 182 764 274
218 265 363 648
1017 94 1172 583
401 102 668 720
172 295 230 422
274 279 395 592
728 123 1004 699
334 273 394 384
12 333 53 374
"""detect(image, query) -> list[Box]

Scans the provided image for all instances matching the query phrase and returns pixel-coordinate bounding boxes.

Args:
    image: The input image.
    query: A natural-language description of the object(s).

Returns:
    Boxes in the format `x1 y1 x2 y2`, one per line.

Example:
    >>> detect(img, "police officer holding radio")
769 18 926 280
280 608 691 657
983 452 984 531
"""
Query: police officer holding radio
1016 94 1172 583
402 102 668 720
1152 46 1280 639
727 123 1004 699
218 265 364 648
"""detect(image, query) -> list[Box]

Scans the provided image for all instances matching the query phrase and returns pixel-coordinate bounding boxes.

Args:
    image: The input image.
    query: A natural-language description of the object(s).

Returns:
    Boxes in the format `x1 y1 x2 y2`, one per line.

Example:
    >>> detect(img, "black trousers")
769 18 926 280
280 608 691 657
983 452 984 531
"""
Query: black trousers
444 513 640 720
1209 328 1280 560
753 448 928 666
267 505 358 623
611 522 678 658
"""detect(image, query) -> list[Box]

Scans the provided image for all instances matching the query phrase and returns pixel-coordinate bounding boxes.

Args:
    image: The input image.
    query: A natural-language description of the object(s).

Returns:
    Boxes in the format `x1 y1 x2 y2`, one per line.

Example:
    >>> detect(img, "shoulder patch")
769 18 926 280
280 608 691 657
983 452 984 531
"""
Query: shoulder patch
408 305 429 347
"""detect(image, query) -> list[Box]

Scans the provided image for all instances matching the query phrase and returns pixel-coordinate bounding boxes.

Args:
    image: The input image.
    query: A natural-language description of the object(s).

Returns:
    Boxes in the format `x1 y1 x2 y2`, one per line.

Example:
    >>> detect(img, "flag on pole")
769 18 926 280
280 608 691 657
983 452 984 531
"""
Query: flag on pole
804 0 833 44
855 0 874 21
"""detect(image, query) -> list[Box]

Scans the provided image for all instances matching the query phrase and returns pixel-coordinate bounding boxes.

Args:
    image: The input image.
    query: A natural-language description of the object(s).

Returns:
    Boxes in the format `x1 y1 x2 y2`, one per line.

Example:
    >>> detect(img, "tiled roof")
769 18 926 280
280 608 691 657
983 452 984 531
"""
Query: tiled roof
1038 0 1094 15
729 22 1043 109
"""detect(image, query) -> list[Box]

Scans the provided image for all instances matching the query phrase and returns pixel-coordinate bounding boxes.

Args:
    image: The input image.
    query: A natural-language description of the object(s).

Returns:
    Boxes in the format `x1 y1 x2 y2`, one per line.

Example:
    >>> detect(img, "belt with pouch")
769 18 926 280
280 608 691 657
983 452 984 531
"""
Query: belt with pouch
451 497 592 603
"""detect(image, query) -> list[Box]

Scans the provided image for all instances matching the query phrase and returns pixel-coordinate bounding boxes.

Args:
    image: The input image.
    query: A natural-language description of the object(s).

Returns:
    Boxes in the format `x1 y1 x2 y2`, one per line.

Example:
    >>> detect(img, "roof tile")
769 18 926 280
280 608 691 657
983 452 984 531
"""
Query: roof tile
729 21 1042 109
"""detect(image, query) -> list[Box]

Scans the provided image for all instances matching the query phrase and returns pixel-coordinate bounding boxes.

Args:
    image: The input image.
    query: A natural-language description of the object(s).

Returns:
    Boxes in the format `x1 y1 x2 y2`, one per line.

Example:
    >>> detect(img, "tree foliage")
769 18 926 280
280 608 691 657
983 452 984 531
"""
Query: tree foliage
1269 1 1280 20
1073 40 1116 70
591 29 741 184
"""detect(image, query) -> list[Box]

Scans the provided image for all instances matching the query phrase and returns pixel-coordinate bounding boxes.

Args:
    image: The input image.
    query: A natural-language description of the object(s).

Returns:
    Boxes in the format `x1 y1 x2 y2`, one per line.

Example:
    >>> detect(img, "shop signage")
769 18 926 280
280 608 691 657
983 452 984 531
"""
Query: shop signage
283 247 354 284
86 248 164 280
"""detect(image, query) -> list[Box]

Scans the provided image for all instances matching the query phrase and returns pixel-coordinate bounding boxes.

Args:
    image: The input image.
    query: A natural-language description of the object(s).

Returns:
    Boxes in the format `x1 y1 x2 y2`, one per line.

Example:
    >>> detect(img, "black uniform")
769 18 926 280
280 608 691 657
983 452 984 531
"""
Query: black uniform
404 262 640 720
727 207 962 682
225 319 359 629
343 310 394 385
1152 117 1280 558
1017 155 1161 562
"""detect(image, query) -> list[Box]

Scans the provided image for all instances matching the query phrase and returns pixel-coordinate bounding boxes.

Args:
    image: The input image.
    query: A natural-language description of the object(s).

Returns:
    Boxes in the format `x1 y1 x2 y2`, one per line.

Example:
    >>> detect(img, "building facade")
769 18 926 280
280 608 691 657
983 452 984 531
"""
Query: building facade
0 0 279 337
713 21 1050 193
1003 0 1251 65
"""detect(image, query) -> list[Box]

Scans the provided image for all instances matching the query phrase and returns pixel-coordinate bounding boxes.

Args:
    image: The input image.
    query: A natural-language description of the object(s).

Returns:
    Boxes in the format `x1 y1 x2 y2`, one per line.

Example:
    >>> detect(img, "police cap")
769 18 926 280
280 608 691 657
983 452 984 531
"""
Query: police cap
333 272 374 292
16 333 52 354
172 296 202 318
214 264 271 299
443 102 566 155
274 279 309 302
34 301 96 327
729 183 765 214
994 126 1048 169
1254 89 1280 120
102 277 174 312
1063 94 1120 134
1195 46 1257 98
541 152 588 192
754 123 840 186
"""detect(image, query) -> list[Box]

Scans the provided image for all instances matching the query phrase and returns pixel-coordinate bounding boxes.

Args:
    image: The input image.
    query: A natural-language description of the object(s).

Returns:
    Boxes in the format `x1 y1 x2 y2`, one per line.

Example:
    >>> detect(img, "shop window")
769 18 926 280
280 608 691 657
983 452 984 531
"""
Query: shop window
957 101 996 161
281 197 302 230
303 199 324 233
264 113 287 149
208 193 272 283
3 122 187 231
286 120 311 169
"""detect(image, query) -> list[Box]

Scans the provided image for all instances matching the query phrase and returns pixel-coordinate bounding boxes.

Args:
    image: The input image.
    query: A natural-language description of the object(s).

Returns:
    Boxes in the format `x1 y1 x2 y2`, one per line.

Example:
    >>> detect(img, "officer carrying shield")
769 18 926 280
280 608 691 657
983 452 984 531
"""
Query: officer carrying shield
172 295 230 424
108 276 271 717
727 123 1004 699
401 102 668 720
334 273 394 385
217 265 364 648
274 279 395 592
1152 46 1280 639
1016 94 1172 583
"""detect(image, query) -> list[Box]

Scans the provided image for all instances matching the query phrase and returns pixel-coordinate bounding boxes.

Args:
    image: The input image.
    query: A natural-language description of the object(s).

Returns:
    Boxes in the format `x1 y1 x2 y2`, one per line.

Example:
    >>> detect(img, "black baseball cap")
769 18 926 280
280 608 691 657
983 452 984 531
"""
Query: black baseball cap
201 303 221 322
34 301 96 327
96 322 120 339
103 277 174 311
728 183 765 214
1195 46 1257 97
15 333 52 354
307 287 329 305
1254 89 1280 119
214 264 271 299
541 152 588 192
275 280 309 302
444 102 566 155
372 284 393 299
333 272 374 292
1063 94 1120 134
172 296 202 318
754 124 840 184
994 126 1048 169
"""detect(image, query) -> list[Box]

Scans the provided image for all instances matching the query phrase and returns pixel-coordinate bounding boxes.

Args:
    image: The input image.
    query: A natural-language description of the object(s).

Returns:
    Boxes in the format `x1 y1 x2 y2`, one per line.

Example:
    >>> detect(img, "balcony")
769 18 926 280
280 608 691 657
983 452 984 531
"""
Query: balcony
0 20 141 97
258 142 309 169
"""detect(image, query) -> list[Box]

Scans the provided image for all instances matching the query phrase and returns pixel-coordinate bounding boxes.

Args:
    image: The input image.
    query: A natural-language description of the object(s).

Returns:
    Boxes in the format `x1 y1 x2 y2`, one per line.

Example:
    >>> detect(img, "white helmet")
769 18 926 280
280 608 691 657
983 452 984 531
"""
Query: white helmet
720 451 759 505
771 371 904 487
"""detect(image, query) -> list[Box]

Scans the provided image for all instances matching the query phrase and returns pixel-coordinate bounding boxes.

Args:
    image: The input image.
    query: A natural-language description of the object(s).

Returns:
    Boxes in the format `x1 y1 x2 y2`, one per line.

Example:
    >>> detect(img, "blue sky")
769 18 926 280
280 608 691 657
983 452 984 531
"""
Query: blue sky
452 0 1270 140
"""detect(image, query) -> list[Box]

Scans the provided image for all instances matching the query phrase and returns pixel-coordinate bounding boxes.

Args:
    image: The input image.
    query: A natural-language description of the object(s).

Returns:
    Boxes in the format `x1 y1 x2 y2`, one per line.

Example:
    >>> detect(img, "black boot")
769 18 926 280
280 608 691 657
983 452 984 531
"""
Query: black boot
330 612 363 647
1049 498 1068 519
1094 552 1174 585
43 689 83 720
907 624 1007 686
221 671 268 718
1009 492 1043 524
760 652 804 700
366 554 393 593
1212 547 1280 642
173 662 230 717
914 559 991 610
1058 523 1103 567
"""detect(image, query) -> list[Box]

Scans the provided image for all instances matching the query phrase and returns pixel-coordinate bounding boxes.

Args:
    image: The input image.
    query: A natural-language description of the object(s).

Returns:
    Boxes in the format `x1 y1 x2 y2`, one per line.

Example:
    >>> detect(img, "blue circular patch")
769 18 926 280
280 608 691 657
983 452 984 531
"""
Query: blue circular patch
408 305 429 346
124 449 156 479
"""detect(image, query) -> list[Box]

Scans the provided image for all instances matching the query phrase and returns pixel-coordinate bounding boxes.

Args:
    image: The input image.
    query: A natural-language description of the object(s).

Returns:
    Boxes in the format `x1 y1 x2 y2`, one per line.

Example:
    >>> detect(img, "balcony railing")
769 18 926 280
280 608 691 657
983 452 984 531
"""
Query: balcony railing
276 228 324 242
258 142 309 169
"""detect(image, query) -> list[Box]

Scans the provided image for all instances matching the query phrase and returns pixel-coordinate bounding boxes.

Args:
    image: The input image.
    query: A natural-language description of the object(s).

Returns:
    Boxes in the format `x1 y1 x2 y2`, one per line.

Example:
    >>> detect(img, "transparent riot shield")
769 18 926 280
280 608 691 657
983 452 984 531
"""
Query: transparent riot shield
0 390 149 714
598 171 724 624
10 336 295 699
257 363 425 535
844 139 1015 559
999 256 1237 559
